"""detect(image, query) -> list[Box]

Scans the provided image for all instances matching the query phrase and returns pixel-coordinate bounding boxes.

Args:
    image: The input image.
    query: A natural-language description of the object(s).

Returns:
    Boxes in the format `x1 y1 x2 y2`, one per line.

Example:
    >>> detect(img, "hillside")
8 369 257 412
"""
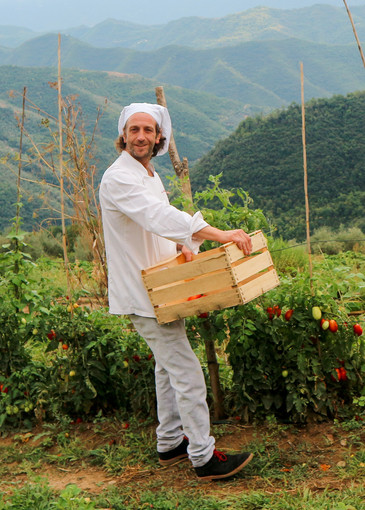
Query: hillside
1 5 365 50
0 65 247 231
0 34 364 112
190 91 365 241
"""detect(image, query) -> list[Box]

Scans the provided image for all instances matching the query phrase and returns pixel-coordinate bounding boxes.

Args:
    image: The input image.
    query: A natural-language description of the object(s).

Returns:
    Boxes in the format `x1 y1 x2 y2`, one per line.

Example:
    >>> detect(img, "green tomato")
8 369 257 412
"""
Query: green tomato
312 306 322 320
21 317 27 325
282 370 289 378
321 320 330 330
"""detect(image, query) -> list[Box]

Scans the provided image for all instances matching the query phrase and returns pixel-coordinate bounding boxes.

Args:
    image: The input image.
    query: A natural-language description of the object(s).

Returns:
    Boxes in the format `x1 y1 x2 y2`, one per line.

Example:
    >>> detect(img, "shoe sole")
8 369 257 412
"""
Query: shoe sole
197 452 253 481
159 453 189 466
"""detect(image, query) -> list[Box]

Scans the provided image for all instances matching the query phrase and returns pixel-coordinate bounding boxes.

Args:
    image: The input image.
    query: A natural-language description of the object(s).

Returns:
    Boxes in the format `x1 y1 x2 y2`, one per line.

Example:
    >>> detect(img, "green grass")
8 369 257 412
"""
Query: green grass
0 419 364 509
1 482 364 509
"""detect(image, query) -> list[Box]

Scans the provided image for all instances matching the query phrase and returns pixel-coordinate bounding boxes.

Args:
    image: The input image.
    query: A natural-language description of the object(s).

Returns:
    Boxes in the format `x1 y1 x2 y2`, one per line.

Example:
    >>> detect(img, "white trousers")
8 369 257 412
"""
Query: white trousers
129 314 215 467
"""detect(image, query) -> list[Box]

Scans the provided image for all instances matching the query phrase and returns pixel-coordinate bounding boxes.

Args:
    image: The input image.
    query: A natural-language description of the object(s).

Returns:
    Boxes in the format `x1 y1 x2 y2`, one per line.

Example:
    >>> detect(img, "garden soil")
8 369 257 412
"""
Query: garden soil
2 420 364 498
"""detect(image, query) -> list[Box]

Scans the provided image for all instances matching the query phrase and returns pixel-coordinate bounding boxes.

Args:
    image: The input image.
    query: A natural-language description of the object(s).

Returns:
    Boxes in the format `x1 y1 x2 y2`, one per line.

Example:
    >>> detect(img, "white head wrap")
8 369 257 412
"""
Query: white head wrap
118 102 172 156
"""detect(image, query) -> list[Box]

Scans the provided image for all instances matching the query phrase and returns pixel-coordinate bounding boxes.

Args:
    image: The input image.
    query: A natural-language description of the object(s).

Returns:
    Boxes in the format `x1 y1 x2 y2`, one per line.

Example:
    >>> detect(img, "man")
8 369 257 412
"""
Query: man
99 102 253 481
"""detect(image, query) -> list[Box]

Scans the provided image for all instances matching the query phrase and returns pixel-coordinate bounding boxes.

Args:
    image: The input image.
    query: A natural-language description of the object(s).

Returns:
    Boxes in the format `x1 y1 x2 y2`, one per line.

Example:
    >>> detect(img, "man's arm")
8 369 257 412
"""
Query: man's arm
193 226 252 255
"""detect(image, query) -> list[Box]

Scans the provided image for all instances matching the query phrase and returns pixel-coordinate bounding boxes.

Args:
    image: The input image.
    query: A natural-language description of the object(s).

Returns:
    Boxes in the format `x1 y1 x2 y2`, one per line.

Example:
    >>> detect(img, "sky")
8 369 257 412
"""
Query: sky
0 0 364 31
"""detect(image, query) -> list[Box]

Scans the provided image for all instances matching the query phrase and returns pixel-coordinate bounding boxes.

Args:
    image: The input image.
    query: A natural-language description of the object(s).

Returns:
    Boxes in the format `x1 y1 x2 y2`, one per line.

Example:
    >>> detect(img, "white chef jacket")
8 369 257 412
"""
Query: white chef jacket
99 151 208 317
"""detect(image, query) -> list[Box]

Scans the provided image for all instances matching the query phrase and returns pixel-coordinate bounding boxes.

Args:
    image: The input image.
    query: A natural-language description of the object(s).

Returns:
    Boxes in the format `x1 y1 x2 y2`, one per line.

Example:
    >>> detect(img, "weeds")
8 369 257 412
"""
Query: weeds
0 420 364 509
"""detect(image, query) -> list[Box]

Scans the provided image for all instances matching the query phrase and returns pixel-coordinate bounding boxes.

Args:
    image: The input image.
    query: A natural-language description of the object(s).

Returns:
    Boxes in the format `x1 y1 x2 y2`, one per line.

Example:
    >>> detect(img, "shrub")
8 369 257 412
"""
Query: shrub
311 226 365 255
0 302 156 428
187 271 365 423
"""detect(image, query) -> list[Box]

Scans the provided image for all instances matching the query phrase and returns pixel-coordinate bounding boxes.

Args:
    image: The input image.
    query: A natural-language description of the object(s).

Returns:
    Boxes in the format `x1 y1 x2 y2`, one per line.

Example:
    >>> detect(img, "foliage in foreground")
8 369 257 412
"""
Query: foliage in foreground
0 177 364 428
1 250 364 428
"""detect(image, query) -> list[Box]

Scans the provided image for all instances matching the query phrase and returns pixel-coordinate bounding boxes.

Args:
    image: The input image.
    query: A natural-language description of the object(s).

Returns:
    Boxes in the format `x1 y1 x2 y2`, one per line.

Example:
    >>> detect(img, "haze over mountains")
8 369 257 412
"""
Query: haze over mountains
1 5 365 49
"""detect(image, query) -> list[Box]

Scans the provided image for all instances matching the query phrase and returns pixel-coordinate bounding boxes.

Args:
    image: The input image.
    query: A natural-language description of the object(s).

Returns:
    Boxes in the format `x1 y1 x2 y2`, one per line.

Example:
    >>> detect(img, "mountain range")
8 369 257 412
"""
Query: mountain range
1 5 365 50
0 4 364 236
0 34 364 114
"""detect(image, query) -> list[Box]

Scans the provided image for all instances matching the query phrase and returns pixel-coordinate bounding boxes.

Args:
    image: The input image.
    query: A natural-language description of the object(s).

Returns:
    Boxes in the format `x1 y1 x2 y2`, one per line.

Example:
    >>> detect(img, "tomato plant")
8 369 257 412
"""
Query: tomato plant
188 267 365 423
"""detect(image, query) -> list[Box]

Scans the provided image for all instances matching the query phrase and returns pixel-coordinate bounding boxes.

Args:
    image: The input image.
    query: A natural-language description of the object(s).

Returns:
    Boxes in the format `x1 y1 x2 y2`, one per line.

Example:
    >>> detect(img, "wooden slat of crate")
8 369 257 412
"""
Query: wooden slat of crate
239 268 280 304
142 248 229 289
149 269 235 306
231 251 274 284
155 287 241 324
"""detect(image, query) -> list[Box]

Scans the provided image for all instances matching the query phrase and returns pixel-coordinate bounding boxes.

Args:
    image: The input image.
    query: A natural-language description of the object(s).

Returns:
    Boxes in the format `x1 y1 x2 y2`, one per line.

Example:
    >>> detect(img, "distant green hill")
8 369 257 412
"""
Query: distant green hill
190 91 365 241
2 5 365 50
0 65 247 231
1 34 365 112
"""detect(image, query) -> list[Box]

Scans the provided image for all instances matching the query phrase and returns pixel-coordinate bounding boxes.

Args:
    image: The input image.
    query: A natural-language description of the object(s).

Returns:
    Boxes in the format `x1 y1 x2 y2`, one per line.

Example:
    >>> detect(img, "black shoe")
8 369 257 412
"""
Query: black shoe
158 436 189 466
195 449 253 481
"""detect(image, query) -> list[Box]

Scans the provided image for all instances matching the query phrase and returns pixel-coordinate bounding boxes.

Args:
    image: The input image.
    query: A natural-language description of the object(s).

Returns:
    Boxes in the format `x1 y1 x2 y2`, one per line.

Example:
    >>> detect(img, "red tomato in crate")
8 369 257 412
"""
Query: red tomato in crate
187 294 204 301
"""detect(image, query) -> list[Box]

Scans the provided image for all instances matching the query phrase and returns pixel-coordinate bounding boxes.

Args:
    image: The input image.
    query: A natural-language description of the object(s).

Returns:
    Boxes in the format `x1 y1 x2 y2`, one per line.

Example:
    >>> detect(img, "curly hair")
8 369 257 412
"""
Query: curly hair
115 123 166 158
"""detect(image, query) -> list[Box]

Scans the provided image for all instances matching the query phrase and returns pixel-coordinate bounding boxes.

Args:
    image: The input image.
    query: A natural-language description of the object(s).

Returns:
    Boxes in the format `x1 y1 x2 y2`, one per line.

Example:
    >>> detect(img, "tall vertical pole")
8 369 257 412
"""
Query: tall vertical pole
58 34 70 287
155 86 194 214
13 86 27 303
16 86 27 235
343 0 365 68
300 62 313 292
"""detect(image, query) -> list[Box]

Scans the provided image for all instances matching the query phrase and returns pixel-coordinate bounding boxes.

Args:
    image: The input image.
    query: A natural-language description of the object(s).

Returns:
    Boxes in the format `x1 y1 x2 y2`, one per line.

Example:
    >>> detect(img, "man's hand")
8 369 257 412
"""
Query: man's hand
221 229 252 255
193 226 252 256
181 245 194 262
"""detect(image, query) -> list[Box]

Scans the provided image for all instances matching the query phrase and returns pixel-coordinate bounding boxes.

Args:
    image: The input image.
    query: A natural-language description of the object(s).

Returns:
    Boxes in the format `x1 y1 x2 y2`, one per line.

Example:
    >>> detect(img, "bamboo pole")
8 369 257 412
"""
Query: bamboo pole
57 34 71 289
300 62 313 292
155 86 226 419
155 86 194 214
13 86 27 303
16 87 27 234
343 0 365 68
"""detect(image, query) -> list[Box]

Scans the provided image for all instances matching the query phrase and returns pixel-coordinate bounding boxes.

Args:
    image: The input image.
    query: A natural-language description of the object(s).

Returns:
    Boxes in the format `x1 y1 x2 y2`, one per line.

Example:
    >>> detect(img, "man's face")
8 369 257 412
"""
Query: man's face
123 112 161 165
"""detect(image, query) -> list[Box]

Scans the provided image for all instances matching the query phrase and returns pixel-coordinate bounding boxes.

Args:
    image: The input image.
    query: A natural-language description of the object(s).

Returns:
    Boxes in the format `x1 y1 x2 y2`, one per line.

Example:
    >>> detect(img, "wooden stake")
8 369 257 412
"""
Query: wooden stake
13 86 27 304
16 86 27 234
58 34 71 289
343 0 365 68
155 86 225 419
155 86 194 214
300 62 313 291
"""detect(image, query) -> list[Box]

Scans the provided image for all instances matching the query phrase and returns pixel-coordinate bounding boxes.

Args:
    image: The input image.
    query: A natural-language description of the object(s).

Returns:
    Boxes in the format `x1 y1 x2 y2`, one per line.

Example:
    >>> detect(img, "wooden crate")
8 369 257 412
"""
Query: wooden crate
142 230 279 324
